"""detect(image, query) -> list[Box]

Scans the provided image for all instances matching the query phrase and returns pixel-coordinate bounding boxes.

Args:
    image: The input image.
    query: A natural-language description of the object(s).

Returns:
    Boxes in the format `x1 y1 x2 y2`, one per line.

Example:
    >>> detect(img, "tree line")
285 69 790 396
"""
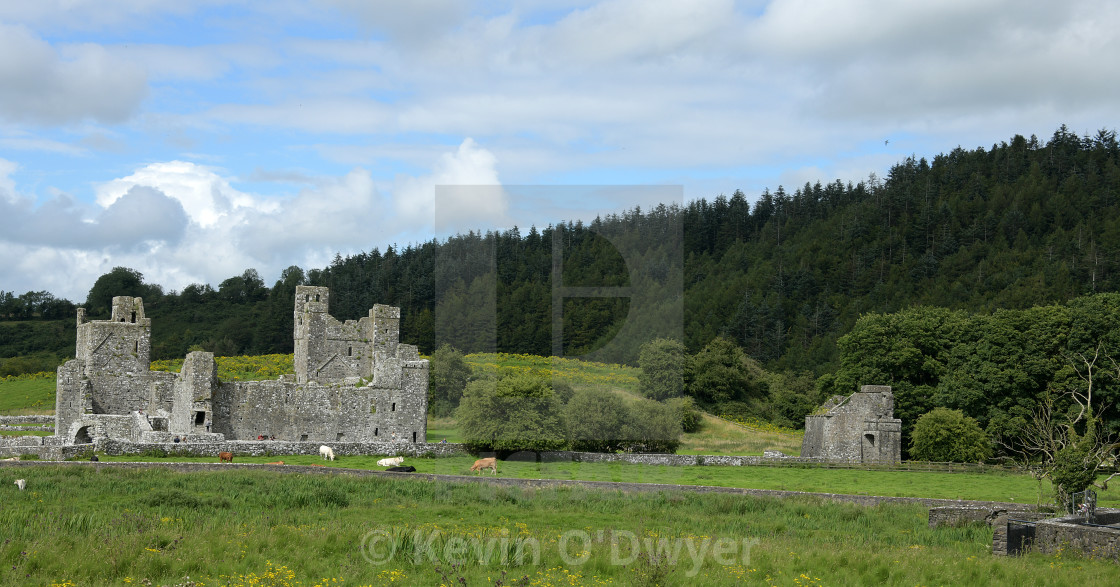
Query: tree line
4 125 1120 380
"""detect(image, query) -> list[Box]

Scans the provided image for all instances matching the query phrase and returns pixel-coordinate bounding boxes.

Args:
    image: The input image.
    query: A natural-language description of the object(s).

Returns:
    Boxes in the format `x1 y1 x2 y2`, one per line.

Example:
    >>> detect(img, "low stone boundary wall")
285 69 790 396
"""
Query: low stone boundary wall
0 436 45 448
929 506 1037 529
98 439 469 458
992 509 1120 560
0 416 53 425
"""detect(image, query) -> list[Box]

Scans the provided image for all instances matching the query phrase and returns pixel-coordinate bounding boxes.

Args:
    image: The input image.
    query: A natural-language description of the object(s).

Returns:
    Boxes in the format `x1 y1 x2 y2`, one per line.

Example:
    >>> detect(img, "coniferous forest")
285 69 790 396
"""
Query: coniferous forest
4 125 1120 440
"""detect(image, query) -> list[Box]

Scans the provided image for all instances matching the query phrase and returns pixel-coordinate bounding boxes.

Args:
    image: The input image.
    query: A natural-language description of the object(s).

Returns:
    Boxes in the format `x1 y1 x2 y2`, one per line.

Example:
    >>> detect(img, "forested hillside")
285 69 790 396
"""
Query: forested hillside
3 126 1120 377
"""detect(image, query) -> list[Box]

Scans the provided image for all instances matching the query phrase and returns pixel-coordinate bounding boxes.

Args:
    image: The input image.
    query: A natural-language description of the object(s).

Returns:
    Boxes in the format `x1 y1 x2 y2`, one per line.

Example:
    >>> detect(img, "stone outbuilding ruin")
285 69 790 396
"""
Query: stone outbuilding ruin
800 385 902 463
54 285 427 446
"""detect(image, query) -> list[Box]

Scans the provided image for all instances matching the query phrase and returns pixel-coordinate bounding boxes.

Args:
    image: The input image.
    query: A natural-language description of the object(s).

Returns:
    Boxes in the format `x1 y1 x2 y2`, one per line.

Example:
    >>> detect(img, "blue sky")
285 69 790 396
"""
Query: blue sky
2 0 1118 301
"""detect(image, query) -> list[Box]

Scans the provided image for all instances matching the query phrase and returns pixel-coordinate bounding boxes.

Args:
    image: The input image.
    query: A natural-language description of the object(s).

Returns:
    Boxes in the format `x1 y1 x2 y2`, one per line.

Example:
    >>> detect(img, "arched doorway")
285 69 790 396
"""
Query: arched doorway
74 426 93 444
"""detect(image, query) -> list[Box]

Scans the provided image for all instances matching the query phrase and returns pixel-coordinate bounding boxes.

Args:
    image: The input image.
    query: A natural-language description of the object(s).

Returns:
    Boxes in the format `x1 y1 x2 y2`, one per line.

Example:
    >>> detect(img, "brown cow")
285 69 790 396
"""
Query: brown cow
470 457 497 475
267 461 285 465
219 452 233 463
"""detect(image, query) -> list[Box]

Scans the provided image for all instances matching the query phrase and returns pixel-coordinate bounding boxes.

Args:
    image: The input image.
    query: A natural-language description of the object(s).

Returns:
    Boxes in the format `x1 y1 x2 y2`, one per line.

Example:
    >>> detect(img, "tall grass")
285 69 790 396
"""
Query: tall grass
91 453 1120 507
0 465 1114 586
678 413 803 455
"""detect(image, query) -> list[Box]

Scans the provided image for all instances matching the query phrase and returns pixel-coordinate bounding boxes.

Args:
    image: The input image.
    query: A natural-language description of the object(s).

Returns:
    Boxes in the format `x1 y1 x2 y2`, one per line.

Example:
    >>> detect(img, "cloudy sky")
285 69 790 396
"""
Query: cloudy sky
1 0 1117 301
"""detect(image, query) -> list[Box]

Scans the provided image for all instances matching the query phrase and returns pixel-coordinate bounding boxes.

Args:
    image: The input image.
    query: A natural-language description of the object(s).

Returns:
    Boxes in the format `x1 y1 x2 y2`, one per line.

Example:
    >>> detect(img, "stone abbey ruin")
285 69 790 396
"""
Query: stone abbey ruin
52 285 428 446
800 385 902 463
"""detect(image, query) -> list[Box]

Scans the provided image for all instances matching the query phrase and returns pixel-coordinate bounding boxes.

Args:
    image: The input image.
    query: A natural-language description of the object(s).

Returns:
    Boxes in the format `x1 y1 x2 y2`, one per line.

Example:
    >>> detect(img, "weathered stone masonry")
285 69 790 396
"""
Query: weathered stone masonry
801 385 902 463
50 286 427 446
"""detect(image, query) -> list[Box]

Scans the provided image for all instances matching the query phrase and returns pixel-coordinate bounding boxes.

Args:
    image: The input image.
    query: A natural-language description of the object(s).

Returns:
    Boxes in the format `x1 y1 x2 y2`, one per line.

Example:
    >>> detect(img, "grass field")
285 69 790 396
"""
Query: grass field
2 352 1117 584
88 453 1118 507
678 413 803 455
0 465 1114 587
0 373 55 415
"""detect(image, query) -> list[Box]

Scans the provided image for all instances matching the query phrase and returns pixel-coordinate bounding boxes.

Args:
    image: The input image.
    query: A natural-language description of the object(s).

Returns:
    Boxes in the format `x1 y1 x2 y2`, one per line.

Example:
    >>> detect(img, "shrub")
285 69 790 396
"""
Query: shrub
553 380 575 404
666 396 702 433
620 401 682 454
456 373 567 453
638 338 686 400
1051 438 1098 509
909 408 992 463
564 388 628 452
686 337 758 406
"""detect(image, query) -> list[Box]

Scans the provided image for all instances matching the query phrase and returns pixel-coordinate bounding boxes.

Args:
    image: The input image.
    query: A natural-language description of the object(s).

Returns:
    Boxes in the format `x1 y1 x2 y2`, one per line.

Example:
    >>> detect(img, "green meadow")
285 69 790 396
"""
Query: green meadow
0 465 1116 587
0 374 54 415
88 454 1117 508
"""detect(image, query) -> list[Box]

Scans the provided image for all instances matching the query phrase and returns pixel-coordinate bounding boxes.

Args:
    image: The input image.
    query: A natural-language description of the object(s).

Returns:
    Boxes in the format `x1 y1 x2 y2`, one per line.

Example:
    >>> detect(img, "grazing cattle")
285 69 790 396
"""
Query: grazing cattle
219 452 234 463
90 455 99 462
377 456 404 467
2 457 19 462
319 445 335 461
470 457 497 475
14 479 26 491
386 465 416 473
267 461 285 465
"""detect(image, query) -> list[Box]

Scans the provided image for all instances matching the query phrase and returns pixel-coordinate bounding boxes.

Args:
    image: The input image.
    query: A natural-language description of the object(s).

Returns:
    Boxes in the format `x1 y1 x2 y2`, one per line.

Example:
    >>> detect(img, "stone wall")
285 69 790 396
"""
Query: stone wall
96 439 468 458
991 510 1120 559
1030 510 1120 561
0 416 53 425
802 385 902 463
928 506 1036 529
51 289 428 446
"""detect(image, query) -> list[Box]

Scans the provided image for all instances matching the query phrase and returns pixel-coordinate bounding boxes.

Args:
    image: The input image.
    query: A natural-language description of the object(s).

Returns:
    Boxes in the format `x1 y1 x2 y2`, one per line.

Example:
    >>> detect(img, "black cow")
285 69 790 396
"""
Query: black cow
385 466 416 473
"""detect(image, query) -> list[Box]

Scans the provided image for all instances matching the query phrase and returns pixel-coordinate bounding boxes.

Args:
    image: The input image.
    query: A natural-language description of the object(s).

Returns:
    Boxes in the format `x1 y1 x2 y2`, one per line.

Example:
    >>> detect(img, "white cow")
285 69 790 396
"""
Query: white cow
319 445 335 461
377 456 404 467
14 479 26 491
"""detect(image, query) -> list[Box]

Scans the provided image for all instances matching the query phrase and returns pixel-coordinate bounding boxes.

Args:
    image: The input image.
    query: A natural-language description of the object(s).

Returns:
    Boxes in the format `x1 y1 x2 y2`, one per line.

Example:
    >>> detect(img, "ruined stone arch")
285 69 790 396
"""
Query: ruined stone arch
74 426 93 444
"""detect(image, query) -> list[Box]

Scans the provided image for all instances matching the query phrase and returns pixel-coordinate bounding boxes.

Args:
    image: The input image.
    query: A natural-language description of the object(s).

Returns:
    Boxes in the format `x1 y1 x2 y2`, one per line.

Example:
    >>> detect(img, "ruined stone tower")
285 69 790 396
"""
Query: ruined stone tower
54 288 428 446
73 297 151 414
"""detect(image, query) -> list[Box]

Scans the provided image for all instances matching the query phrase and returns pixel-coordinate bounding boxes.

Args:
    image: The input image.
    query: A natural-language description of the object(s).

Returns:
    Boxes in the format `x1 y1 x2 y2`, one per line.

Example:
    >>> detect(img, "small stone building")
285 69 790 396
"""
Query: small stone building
53 286 428 445
800 385 902 463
